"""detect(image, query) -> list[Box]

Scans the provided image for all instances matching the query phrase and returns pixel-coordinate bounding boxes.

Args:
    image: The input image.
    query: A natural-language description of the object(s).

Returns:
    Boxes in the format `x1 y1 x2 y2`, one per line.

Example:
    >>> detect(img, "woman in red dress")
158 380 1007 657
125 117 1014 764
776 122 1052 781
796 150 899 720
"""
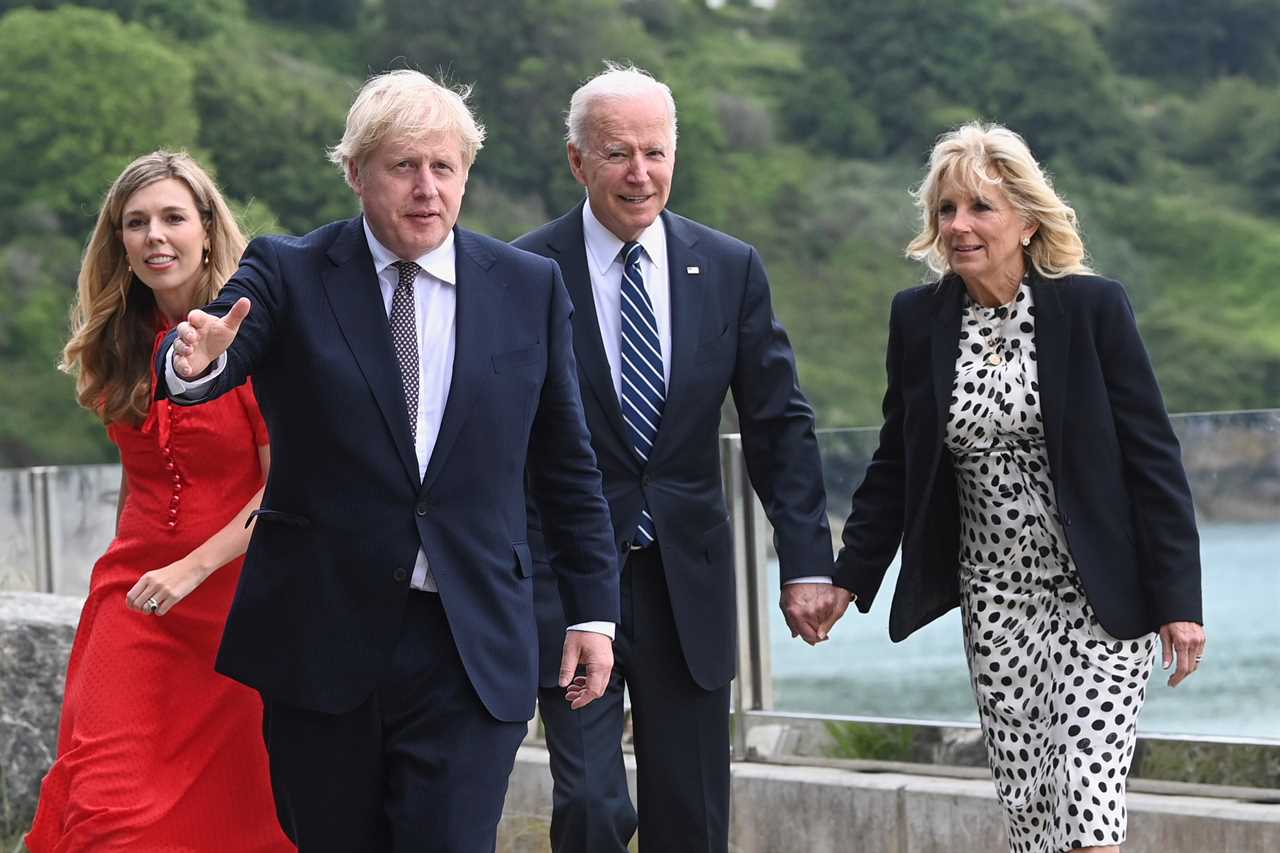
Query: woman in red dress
25 151 293 852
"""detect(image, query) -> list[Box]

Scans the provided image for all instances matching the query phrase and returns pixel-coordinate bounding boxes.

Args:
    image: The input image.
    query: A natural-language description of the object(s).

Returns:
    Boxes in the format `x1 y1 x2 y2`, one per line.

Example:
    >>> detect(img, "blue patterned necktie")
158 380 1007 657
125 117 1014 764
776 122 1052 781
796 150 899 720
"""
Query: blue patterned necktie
391 260 420 440
619 241 664 546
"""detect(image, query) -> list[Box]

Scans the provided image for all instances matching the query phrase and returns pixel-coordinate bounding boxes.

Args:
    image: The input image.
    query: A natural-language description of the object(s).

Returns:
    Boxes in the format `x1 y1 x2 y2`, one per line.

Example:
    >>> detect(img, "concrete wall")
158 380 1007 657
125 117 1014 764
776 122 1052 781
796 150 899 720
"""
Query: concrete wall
504 746 1280 852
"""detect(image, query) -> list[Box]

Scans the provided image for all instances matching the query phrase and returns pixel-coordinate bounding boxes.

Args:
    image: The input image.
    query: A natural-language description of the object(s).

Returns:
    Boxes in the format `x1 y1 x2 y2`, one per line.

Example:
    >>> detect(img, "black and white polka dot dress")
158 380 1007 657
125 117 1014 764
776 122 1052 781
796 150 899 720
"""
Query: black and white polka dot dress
945 282 1157 852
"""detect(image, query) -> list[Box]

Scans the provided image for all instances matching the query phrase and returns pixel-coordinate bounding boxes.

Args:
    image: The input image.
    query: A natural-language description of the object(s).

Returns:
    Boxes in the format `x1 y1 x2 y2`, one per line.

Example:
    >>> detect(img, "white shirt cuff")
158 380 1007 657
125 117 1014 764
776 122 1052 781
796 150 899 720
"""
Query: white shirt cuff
165 350 227 396
567 621 615 640
785 576 833 585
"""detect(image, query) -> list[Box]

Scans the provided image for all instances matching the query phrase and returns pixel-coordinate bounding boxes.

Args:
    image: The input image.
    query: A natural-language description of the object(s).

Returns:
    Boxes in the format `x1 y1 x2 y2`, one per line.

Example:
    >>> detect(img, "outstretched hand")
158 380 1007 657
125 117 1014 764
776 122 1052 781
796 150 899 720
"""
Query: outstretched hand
780 583 854 645
559 630 614 710
173 297 251 379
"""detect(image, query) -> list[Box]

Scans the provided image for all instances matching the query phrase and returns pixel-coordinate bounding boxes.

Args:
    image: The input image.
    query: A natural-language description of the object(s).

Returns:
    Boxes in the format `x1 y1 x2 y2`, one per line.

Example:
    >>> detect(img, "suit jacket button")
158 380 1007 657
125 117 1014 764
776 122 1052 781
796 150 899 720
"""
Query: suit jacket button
393 568 408 582
642 475 651 486
415 502 428 516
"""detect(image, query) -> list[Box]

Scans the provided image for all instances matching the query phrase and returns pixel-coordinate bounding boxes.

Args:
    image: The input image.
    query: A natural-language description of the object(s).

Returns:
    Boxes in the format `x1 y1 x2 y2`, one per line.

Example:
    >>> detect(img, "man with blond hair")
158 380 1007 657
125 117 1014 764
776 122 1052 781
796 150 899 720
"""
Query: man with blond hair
157 69 620 852
515 63 842 853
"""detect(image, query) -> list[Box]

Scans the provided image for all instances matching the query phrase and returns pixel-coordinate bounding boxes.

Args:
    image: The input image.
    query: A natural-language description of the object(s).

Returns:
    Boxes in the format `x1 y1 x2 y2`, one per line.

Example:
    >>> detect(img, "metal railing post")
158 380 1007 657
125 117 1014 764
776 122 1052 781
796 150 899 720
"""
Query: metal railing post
29 466 55 593
724 435 775 761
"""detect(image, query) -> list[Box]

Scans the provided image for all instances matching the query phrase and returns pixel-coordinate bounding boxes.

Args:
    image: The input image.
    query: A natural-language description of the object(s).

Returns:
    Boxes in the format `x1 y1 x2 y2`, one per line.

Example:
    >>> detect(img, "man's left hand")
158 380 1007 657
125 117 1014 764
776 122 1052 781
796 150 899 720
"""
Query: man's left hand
559 630 614 709
781 583 853 645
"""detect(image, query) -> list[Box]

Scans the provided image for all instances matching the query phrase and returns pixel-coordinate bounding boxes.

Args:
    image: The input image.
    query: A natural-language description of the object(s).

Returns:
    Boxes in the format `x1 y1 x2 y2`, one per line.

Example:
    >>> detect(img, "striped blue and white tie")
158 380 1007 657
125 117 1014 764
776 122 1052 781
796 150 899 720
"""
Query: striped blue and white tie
619 241 664 546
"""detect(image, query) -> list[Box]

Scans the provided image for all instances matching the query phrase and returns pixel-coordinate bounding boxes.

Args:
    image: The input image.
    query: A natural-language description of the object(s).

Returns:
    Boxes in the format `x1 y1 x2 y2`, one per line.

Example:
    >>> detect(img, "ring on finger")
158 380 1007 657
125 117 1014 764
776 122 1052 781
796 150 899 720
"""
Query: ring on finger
144 596 160 615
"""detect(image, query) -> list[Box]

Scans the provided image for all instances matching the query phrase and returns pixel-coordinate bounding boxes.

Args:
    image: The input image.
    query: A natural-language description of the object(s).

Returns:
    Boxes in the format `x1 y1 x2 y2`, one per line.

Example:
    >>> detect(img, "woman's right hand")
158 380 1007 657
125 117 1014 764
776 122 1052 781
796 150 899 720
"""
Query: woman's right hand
125 558 212 617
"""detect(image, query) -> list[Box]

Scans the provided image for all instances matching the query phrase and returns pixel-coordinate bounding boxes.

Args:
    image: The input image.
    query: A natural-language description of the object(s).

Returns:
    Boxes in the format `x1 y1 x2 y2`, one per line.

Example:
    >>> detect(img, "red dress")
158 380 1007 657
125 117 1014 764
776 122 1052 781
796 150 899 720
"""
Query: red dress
26 338 294 853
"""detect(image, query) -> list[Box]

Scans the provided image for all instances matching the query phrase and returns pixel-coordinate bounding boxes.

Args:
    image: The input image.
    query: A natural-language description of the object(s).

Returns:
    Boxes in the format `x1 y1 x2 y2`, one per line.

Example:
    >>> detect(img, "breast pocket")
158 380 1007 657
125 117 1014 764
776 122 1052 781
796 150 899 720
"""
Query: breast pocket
492 342 543 373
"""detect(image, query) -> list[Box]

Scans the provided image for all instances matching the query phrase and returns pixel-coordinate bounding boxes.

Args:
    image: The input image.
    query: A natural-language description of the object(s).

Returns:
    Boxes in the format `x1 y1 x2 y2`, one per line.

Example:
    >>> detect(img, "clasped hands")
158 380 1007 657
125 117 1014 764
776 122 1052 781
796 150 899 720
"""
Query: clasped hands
781 583 854 645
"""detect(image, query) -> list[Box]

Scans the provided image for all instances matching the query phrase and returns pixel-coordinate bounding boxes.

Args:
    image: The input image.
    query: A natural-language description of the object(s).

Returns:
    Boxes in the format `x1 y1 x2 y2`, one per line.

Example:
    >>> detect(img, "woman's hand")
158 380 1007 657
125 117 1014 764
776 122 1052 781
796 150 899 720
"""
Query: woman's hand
126 558 212 616
1159 621 1206 688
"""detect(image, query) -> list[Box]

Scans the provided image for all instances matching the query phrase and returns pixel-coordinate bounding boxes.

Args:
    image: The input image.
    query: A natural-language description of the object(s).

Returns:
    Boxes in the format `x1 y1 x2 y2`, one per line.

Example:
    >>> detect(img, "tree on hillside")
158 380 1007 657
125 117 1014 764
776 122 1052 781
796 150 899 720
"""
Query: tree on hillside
1106 0 1280 84
194 37 357 234
983 7 1142 182
369 0 661 214
783 0 1002 157
0 7 200 235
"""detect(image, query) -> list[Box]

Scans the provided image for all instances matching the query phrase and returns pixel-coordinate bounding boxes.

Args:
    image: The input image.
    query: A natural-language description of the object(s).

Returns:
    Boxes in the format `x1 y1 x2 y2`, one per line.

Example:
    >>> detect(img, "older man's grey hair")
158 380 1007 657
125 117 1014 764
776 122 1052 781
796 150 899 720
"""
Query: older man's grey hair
565 62 678 149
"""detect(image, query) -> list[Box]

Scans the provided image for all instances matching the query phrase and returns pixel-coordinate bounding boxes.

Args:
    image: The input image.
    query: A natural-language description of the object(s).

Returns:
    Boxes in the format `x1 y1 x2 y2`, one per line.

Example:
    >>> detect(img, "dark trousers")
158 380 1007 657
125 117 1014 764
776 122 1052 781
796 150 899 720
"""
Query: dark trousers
538 547 731 853
261 592 528 853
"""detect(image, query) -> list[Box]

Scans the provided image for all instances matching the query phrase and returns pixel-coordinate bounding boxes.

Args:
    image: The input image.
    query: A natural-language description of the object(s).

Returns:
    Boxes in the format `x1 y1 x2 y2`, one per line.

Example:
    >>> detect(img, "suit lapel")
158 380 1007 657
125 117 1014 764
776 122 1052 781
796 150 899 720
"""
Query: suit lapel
545 206 634 451
321 217 420 487
1030 275 1068 478
419 229 492 494
651 211 706 463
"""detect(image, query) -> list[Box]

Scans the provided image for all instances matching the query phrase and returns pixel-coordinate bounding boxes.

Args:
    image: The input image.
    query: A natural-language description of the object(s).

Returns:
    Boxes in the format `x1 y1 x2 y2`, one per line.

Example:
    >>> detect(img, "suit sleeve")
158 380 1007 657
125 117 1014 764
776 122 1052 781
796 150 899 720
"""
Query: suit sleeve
730 247 834 584
832 292 909 611
1096 282 1202 626
526 260 621 626
155 237 285 404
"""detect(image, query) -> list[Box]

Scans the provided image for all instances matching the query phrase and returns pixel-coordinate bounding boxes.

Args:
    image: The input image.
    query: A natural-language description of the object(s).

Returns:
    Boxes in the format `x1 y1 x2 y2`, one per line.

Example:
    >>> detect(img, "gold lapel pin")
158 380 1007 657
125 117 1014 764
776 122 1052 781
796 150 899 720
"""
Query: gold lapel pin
686 266 701 274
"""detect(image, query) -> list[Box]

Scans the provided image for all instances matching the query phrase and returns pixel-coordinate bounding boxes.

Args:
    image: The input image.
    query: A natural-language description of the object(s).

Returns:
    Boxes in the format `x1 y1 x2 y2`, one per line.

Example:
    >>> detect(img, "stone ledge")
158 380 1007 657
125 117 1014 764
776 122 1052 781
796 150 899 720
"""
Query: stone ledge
506 745 1280 853
0 593 82 841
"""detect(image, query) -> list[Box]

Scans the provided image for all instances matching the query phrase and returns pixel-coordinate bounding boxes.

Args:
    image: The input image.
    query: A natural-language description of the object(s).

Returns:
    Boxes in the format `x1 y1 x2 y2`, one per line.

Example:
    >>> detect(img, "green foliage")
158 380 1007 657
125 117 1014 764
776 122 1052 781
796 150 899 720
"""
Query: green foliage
784 0 1001 156
0 0 248 39
0 231 114 465
248 0 361 28
824 720 916 761
0 7 200 236
369 0 661 212
194 33 358 234
1106 0 1280 85
1 0 1278 466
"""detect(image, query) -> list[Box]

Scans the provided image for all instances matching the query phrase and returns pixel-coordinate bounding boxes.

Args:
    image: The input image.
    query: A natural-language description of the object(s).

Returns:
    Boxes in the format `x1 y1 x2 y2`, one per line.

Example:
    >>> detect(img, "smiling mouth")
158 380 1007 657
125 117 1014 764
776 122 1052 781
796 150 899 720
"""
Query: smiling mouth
145 254 177 266
952 246 983 254
619 194 652 205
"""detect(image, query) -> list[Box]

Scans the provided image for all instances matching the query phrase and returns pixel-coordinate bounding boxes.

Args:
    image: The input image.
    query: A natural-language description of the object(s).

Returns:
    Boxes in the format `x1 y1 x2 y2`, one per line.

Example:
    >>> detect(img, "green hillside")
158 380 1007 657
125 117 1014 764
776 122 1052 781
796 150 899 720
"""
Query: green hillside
1 0 1277 465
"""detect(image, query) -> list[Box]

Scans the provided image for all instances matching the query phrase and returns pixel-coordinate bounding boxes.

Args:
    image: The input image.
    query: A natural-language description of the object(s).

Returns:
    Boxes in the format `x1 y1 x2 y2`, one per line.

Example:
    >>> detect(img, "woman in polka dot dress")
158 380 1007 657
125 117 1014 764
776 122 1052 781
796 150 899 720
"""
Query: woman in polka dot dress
25 152 292 852
831 123 1205 853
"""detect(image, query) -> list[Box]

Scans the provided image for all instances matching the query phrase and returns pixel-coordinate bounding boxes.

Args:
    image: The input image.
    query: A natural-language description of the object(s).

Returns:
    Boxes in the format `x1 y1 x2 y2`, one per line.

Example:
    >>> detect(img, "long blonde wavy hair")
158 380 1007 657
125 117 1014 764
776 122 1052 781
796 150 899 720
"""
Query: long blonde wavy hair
61 151 246 426
906 122 1091 279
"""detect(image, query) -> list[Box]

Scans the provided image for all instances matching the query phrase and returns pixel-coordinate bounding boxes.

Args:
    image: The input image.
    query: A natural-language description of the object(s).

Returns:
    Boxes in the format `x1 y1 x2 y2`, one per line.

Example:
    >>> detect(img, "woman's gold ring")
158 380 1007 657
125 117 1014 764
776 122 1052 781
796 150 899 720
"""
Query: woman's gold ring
144 597 160 615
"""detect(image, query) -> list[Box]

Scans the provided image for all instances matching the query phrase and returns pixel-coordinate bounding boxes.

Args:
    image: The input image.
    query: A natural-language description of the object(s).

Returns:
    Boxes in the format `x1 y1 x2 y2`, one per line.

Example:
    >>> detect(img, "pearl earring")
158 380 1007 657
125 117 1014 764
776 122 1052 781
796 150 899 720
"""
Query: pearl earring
1021 235 1030 247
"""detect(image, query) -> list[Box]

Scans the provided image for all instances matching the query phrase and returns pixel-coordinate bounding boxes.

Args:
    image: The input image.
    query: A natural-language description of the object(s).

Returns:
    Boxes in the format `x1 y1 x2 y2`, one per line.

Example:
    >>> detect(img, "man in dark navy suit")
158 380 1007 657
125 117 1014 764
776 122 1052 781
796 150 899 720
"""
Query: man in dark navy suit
157 71 619 853
514 63 847 853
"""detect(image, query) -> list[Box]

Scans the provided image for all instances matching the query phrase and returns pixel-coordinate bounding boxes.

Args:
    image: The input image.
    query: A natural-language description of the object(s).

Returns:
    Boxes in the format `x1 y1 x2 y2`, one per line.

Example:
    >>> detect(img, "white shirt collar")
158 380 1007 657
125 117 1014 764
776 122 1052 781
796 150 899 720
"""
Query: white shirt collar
582 200 666 277
363 218 457 286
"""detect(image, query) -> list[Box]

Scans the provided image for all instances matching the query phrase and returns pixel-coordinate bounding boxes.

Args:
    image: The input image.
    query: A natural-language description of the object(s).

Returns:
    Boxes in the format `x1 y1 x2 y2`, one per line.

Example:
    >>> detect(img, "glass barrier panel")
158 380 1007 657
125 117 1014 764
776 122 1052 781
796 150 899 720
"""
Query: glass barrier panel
768 410 1280 739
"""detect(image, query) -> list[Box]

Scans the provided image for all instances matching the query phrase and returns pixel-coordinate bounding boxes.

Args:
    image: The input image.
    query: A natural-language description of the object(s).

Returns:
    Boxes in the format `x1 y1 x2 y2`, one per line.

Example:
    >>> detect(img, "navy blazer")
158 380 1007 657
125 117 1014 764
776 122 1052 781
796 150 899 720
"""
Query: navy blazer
833 272 1202 641
515 204 833 690
156 217 619 721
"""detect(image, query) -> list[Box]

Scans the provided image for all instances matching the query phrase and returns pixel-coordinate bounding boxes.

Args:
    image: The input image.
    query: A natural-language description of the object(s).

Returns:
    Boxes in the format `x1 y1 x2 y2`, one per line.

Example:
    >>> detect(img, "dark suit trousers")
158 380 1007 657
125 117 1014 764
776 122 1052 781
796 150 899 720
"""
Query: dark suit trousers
538 547 731 853
261 591 528 853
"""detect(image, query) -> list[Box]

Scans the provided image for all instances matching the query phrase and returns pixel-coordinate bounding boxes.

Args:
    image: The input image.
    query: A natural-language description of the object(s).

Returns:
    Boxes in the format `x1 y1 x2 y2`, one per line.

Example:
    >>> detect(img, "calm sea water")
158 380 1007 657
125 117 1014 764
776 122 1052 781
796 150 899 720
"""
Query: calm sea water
769 522 1280 739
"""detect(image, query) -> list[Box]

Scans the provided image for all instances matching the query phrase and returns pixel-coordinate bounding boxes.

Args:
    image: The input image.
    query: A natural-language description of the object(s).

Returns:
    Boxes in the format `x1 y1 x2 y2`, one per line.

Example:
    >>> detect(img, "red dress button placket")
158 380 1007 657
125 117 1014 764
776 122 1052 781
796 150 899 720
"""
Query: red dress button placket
164 411 180 530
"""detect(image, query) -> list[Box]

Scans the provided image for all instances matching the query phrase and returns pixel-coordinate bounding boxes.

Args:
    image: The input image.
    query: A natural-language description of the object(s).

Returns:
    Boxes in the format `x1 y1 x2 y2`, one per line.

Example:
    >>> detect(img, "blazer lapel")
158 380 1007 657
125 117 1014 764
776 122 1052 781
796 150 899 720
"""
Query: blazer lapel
1029 275 1068 478
321 217 420 487
419 229 491 494
545 206 634 451
651 211 705 463
930 275 964 435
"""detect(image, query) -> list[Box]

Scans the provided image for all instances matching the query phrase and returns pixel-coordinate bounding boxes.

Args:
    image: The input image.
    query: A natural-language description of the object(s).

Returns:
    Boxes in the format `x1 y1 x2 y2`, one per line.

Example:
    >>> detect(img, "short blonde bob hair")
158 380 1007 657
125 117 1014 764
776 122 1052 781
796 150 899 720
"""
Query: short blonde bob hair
62 151 246 426
906 122 1090 279
328 70 486 186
